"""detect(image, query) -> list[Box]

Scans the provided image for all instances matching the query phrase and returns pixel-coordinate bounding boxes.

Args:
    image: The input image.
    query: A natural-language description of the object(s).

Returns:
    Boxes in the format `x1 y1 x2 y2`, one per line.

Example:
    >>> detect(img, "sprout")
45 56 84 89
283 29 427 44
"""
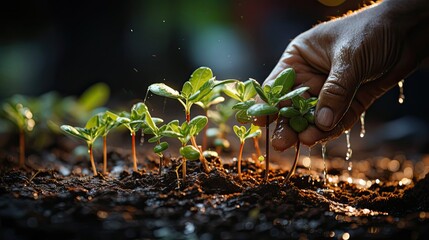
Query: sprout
108 102 147 172
233 124 261 181
161 116 208 185
98 112 121 175
148 67 235 173
247 68 310 182
2 96 36 168
60 114 105 176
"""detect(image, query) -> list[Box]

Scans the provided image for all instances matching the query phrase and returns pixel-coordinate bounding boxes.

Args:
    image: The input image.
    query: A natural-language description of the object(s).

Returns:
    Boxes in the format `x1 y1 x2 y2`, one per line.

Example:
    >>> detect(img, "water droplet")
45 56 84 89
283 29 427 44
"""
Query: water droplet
398 79 405 104
322 142 328 186
359 112 366 138
143 88 150 104
345 130 353 172
130 29 134 32
162 20 166 23
140 131 145 145
133 68 138 72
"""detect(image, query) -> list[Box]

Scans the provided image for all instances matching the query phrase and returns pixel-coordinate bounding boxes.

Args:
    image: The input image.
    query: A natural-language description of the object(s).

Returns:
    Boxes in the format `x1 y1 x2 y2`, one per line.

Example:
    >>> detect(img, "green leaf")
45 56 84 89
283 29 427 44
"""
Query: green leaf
271 85 283 96
154 141 169 153
148 83 181 99
131 102 147 119
277 86 309 102
289 116 308 133
60 125 91 142
251 79 269 103
188 115 208 136
189 67 213 91
272 68 295 95
304 109 315 124
306 97 318 107
232 100 255 110
148 135 162 143
243 79 257 101
279 107 301 118
247 103 278 117
233 125 243 138
85 114 101 129
245 124 262 140
181 81 193 98
180 145 200 160
161 130 183 138
235 109 252 124
223 85 241 101
78 82 110 112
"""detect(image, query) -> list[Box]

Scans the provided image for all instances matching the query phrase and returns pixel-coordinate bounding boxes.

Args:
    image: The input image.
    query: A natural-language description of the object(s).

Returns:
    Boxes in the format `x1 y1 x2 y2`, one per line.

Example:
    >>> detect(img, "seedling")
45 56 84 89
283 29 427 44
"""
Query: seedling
195 85 225 151
224 79 262 159
148 67 234 173
98 112 121 175
60 114 105 176
2 96 36 168
279 95 318 181
206 98 237 154
139 104 170 174
108 102 147 172
247 68 309 182
161 116 208 185
233 124 261 181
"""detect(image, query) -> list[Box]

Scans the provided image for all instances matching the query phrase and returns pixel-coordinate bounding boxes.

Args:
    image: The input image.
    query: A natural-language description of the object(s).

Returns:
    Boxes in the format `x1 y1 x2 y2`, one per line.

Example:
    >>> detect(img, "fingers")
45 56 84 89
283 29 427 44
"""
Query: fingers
315 60 361 131
271 117 298 151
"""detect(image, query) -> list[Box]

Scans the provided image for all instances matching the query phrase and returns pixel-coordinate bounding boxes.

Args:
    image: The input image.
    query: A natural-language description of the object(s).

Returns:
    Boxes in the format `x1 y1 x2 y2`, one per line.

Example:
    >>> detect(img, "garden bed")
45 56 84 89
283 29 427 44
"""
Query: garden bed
1 147 429 240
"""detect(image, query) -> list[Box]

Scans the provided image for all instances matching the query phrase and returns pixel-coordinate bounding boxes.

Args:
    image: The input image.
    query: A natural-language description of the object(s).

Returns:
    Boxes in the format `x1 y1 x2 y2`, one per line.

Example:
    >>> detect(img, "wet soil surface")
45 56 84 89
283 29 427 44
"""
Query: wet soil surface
1 151 429 240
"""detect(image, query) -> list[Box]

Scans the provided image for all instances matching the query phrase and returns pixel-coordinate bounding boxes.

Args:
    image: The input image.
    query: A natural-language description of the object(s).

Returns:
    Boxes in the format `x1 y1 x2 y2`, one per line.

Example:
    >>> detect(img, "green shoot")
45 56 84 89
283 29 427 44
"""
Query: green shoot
206 98 237 154
98 112 121 175
2 96 36 168
247 68 309 182
195 85 226 151
60 114 105 176
161 116 208 184
233 124 261 181
108 102 146 172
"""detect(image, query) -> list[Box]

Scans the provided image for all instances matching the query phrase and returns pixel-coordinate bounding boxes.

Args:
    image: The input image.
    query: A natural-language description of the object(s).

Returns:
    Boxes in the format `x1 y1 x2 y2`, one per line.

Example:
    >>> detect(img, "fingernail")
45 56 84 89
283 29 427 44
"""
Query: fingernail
317 107 333 128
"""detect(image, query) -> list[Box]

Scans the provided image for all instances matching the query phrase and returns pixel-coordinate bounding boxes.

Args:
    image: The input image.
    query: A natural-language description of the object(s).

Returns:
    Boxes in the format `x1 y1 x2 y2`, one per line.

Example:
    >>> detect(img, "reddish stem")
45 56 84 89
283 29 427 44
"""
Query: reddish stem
284 141 301 183
158 140 163 175
103 136 107 175
191 136 210 173
132 132 138 171
202 110 208 151
238 141 244 181
88 145 98 176
263 116 270 182
19 129 25 168
182 158 187 182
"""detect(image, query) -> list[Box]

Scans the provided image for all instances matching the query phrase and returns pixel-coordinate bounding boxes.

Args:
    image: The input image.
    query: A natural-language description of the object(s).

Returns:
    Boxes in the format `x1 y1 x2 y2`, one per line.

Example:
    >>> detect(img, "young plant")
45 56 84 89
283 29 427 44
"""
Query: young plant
60 114 105 176
108 102 146 172
2 97 36 168
161 116 208 184
98 112 121 175
233 124 261 181
195 85 225 151
247 68 309 182
206 98 237 154
148 67 234 173
224 79 262 159
279 95 318 181
139 104 169 175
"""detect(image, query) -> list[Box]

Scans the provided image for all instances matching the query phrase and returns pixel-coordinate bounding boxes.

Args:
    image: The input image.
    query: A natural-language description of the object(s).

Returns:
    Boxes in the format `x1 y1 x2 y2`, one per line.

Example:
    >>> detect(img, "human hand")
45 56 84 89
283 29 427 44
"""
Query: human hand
255 0 429 151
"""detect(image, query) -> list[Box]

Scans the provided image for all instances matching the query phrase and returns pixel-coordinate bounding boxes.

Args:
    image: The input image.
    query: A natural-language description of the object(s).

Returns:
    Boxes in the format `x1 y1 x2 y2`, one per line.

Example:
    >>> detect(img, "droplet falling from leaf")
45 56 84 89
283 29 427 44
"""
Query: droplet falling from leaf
360 112 366 138
398 79 405 104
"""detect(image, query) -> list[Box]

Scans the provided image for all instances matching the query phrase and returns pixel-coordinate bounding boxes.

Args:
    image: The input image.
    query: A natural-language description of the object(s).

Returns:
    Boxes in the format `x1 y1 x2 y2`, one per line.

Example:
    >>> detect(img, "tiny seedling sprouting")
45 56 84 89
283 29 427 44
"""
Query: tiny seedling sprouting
224 79 263 160
279 94 318 181
2 97 36 168
233 124 261 181
109 102 147 172
98 112 121 175
148 67 234 173
195 85 225 151
60 114 105 176
161 116 208 186
247 68 309 182
206 98 237 154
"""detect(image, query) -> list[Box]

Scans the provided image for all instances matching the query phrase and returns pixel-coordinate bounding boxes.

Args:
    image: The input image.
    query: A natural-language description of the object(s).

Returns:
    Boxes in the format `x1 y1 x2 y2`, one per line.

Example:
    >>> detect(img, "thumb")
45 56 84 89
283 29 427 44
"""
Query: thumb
315 62 361 131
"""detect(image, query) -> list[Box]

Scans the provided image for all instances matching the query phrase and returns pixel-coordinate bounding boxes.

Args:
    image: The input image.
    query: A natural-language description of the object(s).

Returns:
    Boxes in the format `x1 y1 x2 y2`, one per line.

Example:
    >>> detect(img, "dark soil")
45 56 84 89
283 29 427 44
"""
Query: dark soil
1 148 429 240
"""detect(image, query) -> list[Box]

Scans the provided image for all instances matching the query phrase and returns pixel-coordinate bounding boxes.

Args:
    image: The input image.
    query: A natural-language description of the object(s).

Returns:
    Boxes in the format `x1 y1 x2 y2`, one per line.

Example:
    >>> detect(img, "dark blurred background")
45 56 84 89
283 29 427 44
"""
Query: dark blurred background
1 0 429 154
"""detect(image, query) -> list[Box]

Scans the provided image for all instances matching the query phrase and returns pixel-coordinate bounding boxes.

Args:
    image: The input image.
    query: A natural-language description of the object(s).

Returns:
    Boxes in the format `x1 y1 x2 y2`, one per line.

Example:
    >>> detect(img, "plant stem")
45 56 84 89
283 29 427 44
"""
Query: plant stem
103 135 107 175
131 132 138 172
191 136 210 173
253 136 261 166
157 140 163 175
19 129 25 168
186 110 191 123
88 144 98 176
263 116 270 182
237 141 244 181
182 158 187 182
202 110 208 151
284 141 301 183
